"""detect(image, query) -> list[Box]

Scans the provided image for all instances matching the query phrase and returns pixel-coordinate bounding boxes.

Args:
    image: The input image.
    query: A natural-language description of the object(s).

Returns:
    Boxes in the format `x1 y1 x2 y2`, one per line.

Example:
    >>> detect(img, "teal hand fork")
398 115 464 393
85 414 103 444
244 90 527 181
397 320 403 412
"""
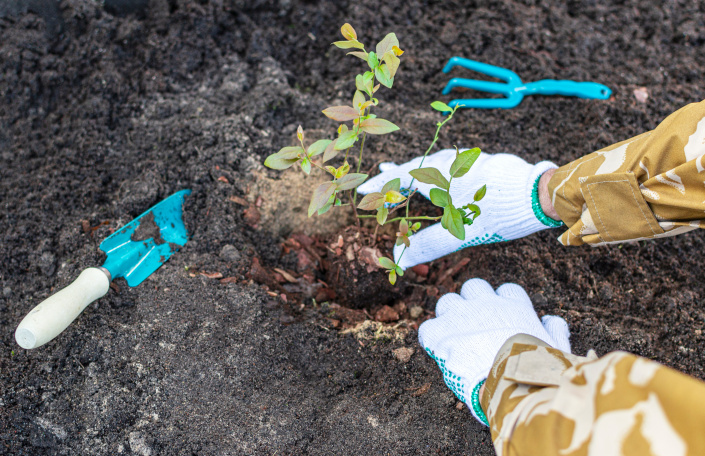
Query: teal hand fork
442 56 611 109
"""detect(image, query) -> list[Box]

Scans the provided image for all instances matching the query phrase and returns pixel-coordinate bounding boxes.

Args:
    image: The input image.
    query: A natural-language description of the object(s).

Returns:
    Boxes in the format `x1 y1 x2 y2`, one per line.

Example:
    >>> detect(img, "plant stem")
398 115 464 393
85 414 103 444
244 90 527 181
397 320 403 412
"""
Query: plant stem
405 105 460 218
352 131 368 206
357 215 441 222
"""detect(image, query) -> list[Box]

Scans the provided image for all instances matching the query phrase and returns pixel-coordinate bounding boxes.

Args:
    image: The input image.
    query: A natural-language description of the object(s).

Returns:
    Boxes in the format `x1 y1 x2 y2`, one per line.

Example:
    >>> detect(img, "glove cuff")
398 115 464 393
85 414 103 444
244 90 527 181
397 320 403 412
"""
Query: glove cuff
492 160 559 240
469 378 489 426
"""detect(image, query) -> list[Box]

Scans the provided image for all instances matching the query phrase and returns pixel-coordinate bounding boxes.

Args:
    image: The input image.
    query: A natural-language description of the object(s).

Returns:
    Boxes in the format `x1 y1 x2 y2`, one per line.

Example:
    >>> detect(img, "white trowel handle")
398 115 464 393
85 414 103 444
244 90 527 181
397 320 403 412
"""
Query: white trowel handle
15 267 111 349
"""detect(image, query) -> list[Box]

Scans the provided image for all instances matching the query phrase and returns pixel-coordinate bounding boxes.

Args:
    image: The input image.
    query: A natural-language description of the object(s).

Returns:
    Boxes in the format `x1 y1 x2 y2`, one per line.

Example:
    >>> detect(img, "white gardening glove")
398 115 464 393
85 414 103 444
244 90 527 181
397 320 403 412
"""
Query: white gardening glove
357 149 561 270
418 278 571 426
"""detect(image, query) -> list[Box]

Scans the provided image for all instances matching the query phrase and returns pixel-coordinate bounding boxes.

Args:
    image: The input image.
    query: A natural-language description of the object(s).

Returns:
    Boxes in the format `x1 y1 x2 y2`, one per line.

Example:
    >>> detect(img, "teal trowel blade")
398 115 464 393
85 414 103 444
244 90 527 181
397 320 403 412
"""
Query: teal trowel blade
99 190 191 287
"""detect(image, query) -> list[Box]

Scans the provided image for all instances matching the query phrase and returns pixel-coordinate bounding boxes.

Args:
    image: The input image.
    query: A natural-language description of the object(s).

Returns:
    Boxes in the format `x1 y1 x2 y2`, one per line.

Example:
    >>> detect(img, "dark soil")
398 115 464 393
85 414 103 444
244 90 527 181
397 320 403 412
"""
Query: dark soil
2 0 705 454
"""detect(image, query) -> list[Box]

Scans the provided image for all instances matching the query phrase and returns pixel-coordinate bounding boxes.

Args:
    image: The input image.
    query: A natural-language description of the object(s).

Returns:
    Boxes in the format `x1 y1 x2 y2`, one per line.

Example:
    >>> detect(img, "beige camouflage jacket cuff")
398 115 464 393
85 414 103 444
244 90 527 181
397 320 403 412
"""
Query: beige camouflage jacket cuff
548 100 705 246
480 335 705 456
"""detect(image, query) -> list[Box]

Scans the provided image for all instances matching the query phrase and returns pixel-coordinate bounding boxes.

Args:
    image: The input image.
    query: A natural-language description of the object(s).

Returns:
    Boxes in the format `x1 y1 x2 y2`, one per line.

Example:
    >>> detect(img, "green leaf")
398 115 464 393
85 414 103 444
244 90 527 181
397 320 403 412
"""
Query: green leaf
300 158 311 174
398 235 410 248
359 118 399 135
352 90 366 112
357 192 385 211
355 74 366 92
318 193 336 215
277 146 305 159
336 173 367 191
362 71 375 95
376 206 388 225
308 139 332 157
443 206 465 240
367 51 379 69
340 23 357 41
308 182 338 217
409 167 449 190
395 265 404 276
376 32 399 57
374 64 393 88
348 51 368 61
411 222 421 231
322 140 339 163
465 203 481 217
334 129 358 150
430 101 452 113
378 256 396 270
384 190 406 204
450 148 481 178
332 40 364 50
382 51 400 78
334 161 350 178
388 269 397 285
264 153 300 170
381 178 401 194
429 188 451 207
322 106 359 122
474 184 487 201
399 218 409 235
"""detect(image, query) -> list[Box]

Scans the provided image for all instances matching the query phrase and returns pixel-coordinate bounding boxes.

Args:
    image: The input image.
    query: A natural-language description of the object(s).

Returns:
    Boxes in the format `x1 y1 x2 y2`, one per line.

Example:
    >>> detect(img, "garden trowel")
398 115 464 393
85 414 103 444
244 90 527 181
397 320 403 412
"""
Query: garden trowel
15 189 192 350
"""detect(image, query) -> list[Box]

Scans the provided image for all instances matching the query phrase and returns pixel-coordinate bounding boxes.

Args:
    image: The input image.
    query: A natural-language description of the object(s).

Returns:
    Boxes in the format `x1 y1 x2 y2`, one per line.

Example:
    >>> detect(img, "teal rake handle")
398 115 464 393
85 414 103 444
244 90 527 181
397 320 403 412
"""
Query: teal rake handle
442 56 611 109
520 80 612 99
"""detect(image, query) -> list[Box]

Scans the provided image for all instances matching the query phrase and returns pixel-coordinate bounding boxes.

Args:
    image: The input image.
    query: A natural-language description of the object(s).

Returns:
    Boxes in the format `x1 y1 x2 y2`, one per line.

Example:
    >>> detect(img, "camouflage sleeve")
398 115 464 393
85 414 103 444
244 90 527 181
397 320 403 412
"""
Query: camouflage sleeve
481 334 705 456
547 100 705 246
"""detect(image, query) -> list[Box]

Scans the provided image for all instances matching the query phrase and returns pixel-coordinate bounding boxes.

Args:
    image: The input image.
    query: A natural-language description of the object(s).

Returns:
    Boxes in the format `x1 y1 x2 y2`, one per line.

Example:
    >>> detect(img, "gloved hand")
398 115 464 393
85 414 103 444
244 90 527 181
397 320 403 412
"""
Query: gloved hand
357 149 562 270
418 279 571 425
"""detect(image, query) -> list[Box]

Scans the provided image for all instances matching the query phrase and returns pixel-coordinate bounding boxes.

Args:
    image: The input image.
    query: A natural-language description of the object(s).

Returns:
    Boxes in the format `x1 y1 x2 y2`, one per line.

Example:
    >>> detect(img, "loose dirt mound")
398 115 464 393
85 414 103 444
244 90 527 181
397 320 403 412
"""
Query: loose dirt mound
1 1 704 454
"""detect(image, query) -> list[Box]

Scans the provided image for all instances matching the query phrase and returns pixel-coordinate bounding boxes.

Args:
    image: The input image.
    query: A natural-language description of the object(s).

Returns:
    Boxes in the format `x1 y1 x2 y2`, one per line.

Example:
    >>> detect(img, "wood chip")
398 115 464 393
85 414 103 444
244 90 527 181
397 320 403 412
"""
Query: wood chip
200 272 223 279
411 383 431 397
273 268 297 283
436 258 470 285
228 195 249 206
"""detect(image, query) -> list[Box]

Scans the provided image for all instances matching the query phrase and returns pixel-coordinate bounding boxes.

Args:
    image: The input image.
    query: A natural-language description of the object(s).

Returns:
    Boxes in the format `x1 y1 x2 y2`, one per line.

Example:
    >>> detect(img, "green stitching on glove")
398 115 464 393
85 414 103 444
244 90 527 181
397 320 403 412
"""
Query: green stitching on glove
425 347 466 403
455 233 506 252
